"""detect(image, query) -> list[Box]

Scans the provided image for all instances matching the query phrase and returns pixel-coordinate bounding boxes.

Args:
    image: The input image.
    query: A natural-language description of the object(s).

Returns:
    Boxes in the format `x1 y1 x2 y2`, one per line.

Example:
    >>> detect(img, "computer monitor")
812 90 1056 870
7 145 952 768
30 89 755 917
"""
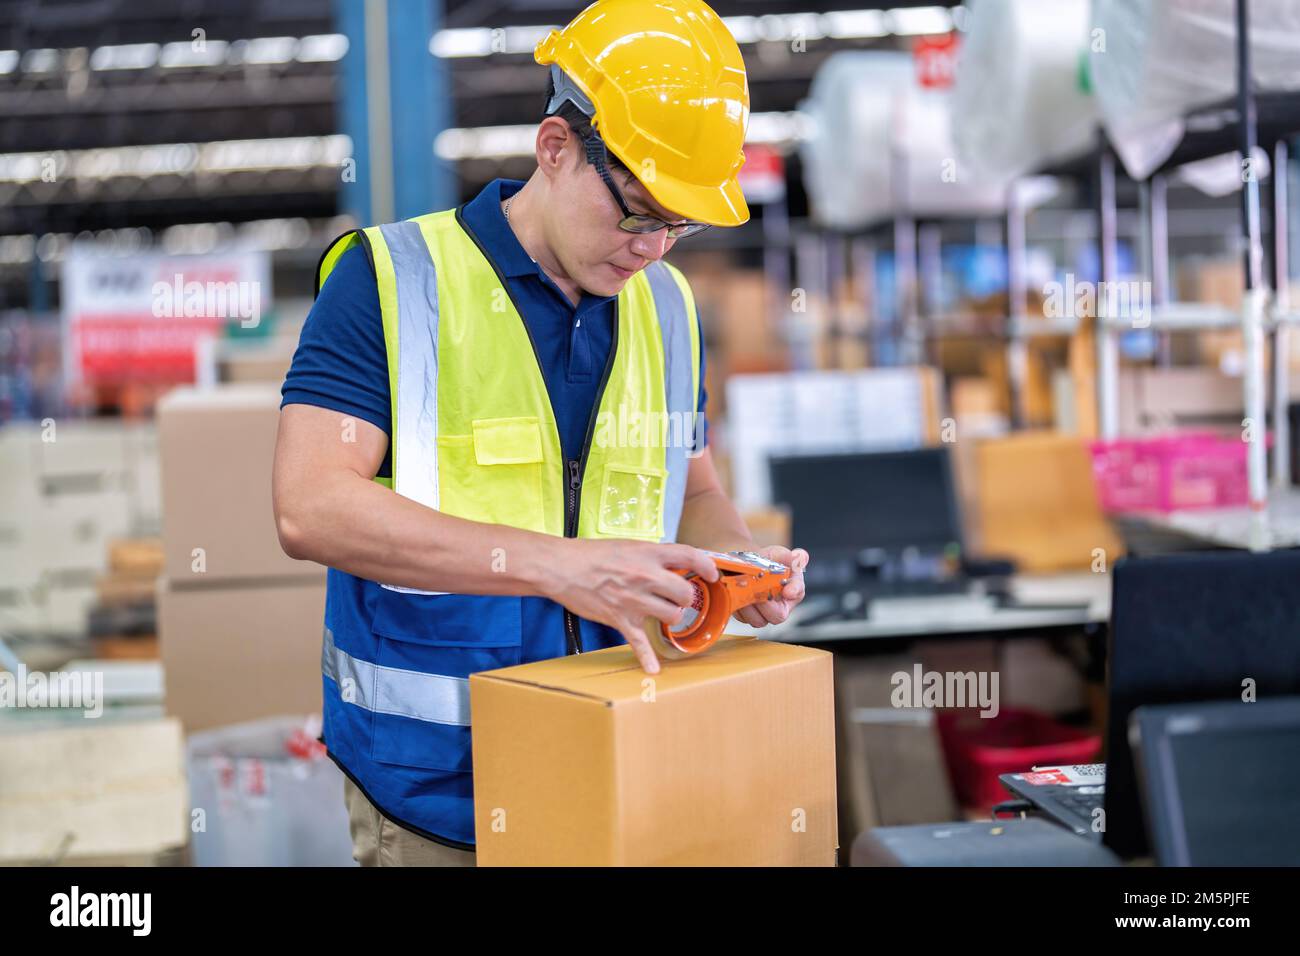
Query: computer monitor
1130 697 1300 866
768 448 963 592
1105 550 1300 859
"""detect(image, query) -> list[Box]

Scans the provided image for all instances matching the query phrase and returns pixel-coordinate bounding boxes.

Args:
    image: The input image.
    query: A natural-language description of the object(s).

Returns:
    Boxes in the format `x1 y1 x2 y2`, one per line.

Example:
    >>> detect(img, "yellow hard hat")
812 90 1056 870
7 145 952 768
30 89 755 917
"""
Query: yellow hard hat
535 0 751 227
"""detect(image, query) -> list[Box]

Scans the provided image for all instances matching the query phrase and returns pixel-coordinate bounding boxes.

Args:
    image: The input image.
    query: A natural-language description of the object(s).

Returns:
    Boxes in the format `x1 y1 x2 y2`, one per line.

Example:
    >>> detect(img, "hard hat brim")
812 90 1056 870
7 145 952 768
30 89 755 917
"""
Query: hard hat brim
632 161 752 229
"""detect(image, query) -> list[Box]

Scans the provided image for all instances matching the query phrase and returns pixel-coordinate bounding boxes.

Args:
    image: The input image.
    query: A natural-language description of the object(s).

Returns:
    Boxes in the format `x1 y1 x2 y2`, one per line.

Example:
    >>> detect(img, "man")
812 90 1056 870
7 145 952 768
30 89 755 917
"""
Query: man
272 0 808 867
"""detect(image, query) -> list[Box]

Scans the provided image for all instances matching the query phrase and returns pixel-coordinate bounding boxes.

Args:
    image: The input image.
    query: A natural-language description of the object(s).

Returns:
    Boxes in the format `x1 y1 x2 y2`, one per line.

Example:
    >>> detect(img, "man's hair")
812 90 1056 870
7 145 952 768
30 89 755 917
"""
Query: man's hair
543 73 631 177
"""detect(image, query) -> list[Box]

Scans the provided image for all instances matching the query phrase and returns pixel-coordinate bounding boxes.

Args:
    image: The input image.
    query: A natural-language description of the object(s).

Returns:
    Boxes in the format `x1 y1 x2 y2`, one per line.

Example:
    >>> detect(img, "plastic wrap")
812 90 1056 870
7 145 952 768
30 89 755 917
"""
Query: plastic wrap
952 0 1100 178
187 717 357 867
800 52 1009 230
1090 0 1300 180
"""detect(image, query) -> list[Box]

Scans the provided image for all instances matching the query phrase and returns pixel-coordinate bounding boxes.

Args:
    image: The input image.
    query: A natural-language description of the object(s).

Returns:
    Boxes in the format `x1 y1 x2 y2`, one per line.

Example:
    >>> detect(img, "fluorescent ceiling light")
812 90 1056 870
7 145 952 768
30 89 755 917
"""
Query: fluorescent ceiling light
435 112 803 160
887 6 953 36
159 40 229 68
297 34 349 62
89 42 160 71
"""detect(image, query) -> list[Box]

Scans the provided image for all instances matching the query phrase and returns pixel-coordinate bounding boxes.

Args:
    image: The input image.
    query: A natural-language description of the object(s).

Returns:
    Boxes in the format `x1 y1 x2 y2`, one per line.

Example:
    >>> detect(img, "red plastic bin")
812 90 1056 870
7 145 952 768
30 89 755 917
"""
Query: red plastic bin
935 708 1101 811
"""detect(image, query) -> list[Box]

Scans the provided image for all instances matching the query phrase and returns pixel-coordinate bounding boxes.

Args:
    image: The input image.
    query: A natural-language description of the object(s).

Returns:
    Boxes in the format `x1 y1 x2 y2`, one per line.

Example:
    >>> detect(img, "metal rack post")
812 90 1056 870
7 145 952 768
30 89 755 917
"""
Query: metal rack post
1006 181 1029 427
1236 0 1269 544
1096 149 1121 440
1272 138 1292 488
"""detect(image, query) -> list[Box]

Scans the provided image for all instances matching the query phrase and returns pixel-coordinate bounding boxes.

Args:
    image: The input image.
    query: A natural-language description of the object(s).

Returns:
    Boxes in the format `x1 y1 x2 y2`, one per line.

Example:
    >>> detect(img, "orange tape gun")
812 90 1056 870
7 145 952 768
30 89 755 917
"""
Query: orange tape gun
647 550 790 660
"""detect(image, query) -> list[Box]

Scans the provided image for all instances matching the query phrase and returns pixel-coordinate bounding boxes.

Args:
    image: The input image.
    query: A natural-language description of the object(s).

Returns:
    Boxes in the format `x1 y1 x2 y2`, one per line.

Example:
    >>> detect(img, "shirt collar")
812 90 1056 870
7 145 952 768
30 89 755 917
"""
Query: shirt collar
459 178 618 310
461 179 537 278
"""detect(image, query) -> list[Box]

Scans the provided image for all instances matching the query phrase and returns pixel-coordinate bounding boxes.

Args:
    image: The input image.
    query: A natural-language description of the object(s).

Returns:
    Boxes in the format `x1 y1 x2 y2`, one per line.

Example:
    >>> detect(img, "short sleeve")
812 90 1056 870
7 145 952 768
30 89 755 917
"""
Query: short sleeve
281 243 391 426
281 243 393 476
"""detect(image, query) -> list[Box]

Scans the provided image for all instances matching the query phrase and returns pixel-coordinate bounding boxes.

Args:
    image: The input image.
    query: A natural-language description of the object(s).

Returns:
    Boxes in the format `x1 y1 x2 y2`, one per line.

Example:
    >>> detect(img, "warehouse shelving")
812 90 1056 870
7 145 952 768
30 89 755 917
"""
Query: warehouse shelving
1091 0 1300 551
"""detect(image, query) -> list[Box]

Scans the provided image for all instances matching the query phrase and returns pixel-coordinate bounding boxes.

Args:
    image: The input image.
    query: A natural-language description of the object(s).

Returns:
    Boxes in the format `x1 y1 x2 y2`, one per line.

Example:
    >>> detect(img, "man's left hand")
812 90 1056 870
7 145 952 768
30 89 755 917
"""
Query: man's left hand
732 545 809 628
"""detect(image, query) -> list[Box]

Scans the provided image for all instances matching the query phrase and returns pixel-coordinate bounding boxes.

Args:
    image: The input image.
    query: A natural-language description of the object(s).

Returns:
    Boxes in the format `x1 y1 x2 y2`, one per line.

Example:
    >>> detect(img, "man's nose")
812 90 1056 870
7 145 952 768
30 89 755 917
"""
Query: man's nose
629 228 671 262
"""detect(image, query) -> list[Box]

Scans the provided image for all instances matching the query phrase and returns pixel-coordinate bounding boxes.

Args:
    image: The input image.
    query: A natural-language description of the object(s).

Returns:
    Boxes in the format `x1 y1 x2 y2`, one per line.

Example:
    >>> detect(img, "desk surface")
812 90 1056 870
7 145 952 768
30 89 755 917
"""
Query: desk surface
741 572 1111 644
1130 489 1300 551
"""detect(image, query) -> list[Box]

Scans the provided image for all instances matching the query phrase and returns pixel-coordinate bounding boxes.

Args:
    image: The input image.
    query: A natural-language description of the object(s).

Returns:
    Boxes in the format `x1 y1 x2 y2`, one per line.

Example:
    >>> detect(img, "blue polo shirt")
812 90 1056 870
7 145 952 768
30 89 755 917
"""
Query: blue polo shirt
281 178 708 656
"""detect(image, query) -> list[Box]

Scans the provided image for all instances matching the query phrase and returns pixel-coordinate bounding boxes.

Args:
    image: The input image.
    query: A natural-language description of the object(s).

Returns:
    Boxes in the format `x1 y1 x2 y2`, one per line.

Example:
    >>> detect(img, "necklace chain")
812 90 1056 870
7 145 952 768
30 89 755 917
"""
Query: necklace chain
504 194 515 223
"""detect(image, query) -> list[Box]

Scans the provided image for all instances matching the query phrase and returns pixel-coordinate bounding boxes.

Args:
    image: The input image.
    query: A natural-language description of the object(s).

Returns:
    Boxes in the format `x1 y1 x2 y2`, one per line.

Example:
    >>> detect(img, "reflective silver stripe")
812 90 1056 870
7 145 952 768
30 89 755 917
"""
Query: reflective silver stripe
645 261 695 542
380 219 448 595
383 219 441 512
322 626 471 726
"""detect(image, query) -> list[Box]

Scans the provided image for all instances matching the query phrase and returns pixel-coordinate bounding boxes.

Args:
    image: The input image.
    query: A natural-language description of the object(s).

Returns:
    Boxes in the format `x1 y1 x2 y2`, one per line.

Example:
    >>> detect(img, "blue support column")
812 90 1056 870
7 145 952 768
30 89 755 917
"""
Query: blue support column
335 0 455 226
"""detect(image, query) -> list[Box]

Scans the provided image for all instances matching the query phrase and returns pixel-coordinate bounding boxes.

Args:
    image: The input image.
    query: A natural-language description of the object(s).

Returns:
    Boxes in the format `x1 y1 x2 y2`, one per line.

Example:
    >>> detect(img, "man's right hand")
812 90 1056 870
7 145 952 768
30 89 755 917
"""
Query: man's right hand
541 539 720 674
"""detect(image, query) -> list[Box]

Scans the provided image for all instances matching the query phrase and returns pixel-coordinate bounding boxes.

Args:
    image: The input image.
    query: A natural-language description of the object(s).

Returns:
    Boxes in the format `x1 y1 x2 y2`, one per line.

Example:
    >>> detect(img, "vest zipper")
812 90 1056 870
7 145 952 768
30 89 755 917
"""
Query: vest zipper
452 207 622 659
563 458 583 654
562 303 620 656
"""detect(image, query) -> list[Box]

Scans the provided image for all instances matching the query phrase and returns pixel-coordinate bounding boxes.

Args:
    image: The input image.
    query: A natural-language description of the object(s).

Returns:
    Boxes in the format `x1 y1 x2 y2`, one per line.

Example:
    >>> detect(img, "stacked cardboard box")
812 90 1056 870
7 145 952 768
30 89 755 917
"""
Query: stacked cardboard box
89 538 165 660
0 420 158 637
972 431 1124 573
157 384 326 732
834 650 961 847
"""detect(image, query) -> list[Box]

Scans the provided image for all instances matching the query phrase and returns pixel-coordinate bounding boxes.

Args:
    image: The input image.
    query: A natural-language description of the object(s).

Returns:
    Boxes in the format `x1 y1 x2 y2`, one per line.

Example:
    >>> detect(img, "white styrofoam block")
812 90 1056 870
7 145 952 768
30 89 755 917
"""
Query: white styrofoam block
43 585 98 635
0 583 49 636
37 420 129 477
30 492 133 579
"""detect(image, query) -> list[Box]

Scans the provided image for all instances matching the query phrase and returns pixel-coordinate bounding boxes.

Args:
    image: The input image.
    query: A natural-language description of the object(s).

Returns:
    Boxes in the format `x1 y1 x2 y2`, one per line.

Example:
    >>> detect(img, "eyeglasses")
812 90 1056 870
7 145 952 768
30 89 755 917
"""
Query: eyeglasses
582 133 712 240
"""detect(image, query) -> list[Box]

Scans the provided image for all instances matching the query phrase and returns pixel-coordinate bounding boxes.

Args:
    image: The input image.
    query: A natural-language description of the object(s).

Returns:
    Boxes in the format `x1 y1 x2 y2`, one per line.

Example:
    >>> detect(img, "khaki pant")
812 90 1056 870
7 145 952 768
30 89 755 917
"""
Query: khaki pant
343 776 476 867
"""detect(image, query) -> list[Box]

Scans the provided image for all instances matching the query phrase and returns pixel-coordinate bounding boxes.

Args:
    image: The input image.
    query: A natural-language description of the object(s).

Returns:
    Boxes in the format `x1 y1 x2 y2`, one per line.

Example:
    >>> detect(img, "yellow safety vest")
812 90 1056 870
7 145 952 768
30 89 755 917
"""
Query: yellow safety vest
316 207 702 546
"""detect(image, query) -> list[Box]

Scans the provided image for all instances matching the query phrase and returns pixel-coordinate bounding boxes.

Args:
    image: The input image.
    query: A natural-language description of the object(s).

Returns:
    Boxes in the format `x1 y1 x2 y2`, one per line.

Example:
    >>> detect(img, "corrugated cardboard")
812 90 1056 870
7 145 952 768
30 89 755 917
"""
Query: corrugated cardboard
1117 366 1244 434
973 431 1124 573
0 717 187 864
834 652 958 848
471 635 837 866
158 384 323 584
158 577 325 732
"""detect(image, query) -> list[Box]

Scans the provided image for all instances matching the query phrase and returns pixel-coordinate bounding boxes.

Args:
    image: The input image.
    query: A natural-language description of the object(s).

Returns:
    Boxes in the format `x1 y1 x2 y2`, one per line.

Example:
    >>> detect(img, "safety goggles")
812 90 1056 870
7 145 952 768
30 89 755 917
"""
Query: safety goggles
582 134 712 240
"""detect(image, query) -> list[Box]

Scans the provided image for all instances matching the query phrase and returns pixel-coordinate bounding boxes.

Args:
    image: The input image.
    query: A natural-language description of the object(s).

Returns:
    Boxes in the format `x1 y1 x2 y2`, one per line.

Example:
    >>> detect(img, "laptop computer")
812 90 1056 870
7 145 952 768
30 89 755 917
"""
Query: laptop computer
1130 696 1300 866
998 763 1106 840
999 548 1300 858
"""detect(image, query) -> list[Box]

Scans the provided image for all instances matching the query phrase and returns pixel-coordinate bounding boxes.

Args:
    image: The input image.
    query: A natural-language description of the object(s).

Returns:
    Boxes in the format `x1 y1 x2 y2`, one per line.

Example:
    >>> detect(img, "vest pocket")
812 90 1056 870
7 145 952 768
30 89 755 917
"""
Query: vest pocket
596 462 668 539
369 590 522 773
436 417 546 531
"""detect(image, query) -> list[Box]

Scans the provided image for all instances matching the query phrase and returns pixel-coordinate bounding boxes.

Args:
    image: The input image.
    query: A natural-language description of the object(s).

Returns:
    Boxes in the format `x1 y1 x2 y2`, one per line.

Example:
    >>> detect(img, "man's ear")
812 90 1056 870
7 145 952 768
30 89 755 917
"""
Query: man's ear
535 117 576 183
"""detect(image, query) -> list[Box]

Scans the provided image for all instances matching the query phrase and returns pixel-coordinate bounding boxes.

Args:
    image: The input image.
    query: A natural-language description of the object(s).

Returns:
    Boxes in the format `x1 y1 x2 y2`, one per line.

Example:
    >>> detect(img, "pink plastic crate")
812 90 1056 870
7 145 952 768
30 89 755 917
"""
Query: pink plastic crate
1089 433 1251 513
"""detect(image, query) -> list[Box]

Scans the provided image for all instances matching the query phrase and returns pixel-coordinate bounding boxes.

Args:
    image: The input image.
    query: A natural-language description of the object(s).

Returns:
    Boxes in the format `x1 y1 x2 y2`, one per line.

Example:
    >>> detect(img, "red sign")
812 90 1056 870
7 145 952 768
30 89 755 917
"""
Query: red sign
62 247 270 386
738 144 786 205
914 33 960 89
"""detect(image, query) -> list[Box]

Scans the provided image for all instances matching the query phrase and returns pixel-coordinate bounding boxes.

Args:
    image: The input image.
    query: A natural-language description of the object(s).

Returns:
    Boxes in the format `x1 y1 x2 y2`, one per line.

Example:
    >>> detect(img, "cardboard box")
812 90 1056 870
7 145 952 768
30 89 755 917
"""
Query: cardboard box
219 339 297 385
471 635 837 866
973 431 1124 573
1117 366 1244 434
158 577 326 732
0 718 188 864
833 653 959 847
158 384 324 584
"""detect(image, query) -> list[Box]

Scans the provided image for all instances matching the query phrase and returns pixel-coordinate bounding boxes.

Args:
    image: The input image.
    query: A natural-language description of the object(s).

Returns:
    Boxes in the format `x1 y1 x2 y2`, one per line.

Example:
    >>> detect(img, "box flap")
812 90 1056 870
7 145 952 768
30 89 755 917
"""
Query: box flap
472 633 829 704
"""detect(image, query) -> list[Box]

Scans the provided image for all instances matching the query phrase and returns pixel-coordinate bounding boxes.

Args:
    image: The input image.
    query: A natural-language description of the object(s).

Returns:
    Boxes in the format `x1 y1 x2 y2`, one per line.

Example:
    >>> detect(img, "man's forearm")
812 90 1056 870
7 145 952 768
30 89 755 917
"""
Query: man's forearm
674 487 753 553
276 468 560 597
